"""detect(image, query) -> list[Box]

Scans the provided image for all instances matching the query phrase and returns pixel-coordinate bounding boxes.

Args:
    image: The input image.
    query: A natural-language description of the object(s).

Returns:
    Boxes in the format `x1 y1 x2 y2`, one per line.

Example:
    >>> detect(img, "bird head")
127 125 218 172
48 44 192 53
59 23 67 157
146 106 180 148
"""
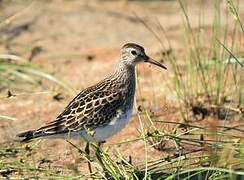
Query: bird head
120 43 167 70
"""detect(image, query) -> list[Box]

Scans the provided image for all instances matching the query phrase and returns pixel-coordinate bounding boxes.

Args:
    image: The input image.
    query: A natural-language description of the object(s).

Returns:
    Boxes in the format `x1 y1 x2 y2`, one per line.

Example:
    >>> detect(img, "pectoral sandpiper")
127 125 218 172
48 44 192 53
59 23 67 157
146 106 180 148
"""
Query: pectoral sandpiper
17 43 167 172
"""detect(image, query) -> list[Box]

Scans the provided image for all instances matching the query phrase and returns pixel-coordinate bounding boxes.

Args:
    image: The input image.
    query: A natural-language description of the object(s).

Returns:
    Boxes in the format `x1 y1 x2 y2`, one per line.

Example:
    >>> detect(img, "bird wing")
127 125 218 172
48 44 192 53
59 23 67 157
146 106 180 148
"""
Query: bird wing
33 86 125 136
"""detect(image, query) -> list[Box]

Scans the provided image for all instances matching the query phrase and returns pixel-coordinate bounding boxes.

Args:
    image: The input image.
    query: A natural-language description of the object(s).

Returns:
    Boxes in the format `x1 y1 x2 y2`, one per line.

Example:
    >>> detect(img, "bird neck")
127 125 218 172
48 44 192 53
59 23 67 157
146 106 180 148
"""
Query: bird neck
109 61 136 109
107 61 136 95
112 62 135 82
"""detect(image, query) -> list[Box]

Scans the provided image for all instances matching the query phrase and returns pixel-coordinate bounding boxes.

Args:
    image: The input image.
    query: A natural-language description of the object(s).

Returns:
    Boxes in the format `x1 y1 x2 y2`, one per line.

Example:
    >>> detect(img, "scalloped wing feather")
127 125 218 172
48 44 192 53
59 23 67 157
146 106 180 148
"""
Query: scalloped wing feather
33 86 124 137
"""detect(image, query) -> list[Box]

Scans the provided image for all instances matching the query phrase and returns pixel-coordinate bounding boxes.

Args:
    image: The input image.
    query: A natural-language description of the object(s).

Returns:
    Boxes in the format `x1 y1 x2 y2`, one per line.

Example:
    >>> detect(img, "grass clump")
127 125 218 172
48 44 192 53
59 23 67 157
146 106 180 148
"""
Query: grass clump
160 0 244 122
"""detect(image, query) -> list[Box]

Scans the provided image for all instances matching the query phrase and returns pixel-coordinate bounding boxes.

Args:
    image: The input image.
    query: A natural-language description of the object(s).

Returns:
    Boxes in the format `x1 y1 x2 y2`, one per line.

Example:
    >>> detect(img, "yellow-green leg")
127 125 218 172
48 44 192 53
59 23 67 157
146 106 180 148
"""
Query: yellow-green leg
85 142 92 173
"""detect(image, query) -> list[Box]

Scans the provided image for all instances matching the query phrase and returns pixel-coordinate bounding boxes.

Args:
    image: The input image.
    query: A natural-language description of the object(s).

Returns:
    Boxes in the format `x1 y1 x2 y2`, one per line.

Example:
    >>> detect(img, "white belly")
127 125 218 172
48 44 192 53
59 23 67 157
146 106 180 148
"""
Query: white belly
80 109 133 142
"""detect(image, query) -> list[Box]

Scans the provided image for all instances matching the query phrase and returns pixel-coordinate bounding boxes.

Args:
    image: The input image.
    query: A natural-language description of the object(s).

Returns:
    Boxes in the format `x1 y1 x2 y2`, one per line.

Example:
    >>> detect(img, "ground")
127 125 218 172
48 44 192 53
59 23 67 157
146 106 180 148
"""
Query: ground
0 0 243 178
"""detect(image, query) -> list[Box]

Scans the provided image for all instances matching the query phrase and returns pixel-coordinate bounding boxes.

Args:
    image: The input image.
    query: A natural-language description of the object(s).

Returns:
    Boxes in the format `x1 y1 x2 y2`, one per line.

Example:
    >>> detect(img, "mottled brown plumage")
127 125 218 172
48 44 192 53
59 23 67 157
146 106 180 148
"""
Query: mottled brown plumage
17 43 166 142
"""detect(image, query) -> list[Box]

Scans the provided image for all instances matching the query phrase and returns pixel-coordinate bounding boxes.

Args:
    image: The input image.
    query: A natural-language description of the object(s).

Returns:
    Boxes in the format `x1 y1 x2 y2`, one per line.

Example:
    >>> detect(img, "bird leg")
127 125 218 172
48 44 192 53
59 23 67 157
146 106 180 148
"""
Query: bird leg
95 142 106 171
85 142 92 173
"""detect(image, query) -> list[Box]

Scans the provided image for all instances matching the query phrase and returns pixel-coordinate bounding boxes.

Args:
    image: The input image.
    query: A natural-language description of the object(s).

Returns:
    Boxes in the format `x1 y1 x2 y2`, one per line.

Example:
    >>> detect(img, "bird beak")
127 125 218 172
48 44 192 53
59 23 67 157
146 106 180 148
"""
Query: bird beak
144 55 167 70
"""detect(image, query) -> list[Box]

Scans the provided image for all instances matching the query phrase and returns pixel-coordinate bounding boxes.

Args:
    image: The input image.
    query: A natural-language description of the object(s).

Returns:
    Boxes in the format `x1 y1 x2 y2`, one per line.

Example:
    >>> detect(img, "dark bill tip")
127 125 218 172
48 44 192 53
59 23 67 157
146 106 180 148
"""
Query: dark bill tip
146 58 167 70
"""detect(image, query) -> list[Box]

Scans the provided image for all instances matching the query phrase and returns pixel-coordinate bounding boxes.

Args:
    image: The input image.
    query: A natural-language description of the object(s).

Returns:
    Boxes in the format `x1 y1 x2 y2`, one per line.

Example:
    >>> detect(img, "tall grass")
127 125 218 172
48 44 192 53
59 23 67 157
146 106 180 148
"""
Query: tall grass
160 0 244 121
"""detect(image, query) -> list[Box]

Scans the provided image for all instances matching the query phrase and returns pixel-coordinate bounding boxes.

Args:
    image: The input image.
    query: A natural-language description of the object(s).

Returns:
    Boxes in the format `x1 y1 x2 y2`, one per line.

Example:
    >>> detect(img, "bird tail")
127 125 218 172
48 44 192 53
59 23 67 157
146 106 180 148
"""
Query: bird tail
17 117 68 142
17 130 39 142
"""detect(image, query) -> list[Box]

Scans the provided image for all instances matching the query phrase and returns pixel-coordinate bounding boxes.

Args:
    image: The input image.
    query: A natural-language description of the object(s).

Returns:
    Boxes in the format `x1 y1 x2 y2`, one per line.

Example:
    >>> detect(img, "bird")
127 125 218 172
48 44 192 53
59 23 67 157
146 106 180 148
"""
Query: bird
17 43 167 172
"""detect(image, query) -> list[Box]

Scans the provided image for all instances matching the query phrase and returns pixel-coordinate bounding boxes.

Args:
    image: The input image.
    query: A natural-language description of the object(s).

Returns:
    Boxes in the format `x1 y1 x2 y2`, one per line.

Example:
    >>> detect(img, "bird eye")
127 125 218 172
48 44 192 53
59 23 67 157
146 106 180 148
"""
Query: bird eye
131 50 137 56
